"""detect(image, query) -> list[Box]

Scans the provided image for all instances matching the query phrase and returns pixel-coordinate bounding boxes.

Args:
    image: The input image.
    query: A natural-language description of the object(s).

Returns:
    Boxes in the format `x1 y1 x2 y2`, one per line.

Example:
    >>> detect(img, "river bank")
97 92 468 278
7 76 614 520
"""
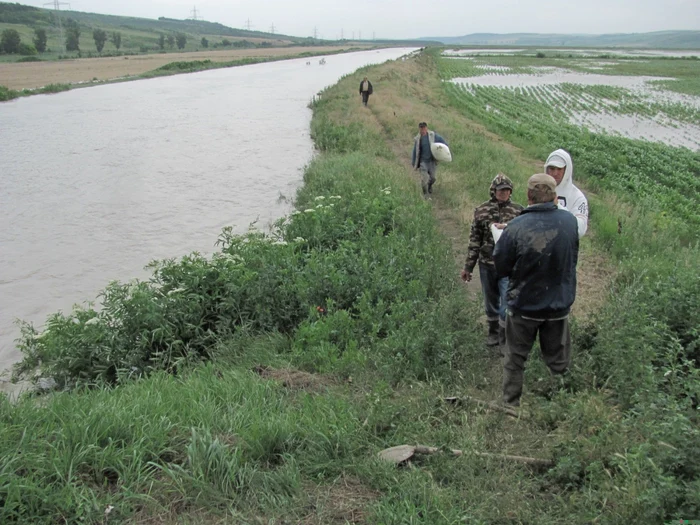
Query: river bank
0 44 376 93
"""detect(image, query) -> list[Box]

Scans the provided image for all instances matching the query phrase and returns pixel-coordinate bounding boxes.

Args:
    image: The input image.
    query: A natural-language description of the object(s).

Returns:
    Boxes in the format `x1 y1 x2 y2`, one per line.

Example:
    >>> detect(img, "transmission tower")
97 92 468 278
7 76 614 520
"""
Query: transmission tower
340 28 344 40
269 23 276 34
244 18 253 31
373 31 376 40
44 0 70 53
358 31 361 40
189 6 200 20
313 26 318 40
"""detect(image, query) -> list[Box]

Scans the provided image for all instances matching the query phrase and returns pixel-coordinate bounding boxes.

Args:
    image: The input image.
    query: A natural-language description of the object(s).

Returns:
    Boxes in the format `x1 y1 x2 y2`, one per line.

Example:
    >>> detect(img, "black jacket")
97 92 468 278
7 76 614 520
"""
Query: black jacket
493 202 579 318
359 80 373 94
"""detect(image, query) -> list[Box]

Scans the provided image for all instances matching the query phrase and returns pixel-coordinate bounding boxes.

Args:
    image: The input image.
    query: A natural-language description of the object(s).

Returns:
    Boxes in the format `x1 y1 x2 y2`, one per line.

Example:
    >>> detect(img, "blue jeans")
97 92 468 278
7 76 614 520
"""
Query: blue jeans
479 264 509 322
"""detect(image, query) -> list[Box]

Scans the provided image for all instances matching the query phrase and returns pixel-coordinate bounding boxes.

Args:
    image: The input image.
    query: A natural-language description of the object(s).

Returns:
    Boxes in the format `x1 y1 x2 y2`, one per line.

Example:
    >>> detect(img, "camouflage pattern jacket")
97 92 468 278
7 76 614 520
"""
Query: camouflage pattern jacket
465 174 524 272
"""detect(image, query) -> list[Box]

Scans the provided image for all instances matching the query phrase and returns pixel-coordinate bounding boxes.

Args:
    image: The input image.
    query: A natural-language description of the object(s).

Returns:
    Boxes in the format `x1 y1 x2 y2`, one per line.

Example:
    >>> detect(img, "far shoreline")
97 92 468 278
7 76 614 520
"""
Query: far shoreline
0 44 390 101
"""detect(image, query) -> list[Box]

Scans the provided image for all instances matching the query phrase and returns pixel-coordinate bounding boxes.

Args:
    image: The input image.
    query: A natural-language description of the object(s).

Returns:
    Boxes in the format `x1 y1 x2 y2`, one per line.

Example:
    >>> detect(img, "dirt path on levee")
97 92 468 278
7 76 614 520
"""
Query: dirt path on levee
356 58 614 323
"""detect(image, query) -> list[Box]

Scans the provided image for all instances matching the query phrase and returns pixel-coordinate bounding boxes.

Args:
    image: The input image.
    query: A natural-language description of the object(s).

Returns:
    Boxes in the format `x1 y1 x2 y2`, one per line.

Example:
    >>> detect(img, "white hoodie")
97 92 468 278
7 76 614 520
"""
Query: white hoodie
545 149 588 238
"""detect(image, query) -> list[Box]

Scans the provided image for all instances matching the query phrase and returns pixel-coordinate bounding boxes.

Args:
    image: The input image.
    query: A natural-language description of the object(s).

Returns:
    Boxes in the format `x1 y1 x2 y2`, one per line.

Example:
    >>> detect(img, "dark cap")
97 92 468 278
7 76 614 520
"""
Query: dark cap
418 122 428 128
527 173 557 201
495 182 512 190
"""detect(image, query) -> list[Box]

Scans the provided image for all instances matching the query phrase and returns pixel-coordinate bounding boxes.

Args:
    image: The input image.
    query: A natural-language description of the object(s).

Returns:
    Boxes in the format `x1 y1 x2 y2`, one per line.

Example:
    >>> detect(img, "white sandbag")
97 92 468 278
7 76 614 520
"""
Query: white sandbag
430 142 452 162
491 223 503 244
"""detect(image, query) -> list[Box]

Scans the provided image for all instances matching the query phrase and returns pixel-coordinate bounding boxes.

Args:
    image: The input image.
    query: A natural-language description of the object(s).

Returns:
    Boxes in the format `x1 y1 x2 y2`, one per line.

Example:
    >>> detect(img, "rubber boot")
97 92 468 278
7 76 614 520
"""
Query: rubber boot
486 320 500 346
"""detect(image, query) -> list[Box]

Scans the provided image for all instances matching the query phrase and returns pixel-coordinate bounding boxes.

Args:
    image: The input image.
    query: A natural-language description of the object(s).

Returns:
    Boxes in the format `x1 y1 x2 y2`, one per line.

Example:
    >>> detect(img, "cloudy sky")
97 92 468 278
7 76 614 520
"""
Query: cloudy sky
29 0 700 40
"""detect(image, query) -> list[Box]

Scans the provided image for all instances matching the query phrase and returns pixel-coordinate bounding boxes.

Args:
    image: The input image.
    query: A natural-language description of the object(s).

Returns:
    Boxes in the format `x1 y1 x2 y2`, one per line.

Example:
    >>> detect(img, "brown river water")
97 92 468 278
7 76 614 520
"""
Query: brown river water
0 48 416 396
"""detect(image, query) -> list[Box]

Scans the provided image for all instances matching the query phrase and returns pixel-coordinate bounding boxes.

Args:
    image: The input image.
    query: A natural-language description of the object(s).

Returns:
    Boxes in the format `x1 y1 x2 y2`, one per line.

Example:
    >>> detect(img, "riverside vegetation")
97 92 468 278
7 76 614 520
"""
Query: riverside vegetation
2 49 699 523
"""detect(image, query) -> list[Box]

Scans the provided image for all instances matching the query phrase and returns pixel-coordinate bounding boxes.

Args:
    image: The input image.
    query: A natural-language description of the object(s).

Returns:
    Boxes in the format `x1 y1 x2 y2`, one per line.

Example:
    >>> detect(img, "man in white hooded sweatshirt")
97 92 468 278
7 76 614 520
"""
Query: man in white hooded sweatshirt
544 149 589 238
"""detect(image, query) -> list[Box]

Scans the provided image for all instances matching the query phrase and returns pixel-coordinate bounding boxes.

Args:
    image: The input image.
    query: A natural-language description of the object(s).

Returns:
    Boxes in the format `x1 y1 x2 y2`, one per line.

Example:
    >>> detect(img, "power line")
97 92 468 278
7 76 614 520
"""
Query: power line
44 0 70 53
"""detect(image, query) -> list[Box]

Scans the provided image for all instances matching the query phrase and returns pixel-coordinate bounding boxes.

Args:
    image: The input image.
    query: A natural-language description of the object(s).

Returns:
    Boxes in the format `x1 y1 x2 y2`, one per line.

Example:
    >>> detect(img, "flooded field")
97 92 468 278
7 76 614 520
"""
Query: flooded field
443 48 700 58
448 66 700 150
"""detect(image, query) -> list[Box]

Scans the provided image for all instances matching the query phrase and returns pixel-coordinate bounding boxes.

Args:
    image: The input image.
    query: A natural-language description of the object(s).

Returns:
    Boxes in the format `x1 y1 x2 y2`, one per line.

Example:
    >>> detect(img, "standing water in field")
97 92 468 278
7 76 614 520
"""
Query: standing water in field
0 48 416 395
450 68 700 150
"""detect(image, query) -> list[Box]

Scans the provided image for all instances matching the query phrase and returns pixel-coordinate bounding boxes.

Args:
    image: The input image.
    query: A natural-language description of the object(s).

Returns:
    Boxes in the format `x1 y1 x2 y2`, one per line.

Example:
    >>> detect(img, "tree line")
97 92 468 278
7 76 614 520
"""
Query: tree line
0 19 193 55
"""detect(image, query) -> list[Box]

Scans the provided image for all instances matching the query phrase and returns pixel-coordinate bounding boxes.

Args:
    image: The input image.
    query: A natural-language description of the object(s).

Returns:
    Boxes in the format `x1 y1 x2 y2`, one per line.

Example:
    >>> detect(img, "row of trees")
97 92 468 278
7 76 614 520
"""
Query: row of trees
0 28 45 54
1 23 200 55
157 32 188 50
64 19 122 53
0 24 123 54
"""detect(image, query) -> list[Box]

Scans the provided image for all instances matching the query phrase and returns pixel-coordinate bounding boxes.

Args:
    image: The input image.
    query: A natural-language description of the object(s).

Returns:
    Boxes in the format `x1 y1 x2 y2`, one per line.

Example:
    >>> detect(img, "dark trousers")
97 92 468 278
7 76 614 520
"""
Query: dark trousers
361 92 370 105
478 264 508 322
502 312 570 405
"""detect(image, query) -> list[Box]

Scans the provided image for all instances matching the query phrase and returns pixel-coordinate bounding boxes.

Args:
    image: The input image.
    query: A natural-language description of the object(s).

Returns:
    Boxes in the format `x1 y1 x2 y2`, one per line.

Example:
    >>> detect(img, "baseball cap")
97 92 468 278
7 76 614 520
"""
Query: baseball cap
418 122 428 128
527 173 557 195
495 182 512 190
545 154 567 168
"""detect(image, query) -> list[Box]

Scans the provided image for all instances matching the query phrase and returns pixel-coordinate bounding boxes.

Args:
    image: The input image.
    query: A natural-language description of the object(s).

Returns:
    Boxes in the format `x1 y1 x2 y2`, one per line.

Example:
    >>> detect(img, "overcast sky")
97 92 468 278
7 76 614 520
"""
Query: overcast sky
29 0 700 40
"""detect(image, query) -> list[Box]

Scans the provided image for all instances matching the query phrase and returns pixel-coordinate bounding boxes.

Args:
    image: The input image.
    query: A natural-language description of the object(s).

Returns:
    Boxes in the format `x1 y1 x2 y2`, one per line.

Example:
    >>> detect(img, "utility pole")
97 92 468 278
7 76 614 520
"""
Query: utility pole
245 18 253 31
44 0 70 53
189 6 199 20
269 23 276 34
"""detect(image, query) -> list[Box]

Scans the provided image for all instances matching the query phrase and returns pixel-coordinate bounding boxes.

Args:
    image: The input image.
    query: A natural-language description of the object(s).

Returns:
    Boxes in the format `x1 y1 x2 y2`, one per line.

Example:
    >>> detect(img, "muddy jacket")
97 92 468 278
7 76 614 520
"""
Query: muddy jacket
359 80 373 94
493 202 579 318
545 149 588 238
411 130 446 169
464 175 524 272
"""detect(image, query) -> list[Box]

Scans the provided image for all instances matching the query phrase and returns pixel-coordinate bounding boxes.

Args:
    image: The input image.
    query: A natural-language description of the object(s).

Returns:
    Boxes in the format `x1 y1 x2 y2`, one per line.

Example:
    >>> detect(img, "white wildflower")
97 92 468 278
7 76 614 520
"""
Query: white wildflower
293 237 306 243
167 287 187 295
72 317 81 324
304 209 315 213
314 195 326 201
85 317 100 326
274 240 288 246
291 210 301 216
330 196 342 200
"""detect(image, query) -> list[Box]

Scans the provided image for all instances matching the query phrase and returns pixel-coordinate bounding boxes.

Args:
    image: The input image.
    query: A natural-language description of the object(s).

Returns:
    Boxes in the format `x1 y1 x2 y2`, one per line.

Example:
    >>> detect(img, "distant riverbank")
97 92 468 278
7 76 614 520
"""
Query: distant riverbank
0 44 378 94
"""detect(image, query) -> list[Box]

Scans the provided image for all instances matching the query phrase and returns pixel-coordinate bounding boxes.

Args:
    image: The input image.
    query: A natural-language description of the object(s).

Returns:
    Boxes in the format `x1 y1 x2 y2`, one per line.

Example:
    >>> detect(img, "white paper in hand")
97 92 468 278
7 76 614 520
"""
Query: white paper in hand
491 223 503 244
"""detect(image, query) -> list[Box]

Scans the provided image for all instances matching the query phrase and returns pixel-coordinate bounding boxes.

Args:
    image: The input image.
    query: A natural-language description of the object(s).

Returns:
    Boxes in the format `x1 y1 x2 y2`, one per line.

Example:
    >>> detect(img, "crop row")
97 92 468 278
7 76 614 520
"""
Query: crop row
443 80 700 228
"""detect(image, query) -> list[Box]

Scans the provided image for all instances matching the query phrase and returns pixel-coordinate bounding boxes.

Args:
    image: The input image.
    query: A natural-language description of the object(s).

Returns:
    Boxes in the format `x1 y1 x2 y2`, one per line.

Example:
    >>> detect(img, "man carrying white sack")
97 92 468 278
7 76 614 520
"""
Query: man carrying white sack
544 149 589 238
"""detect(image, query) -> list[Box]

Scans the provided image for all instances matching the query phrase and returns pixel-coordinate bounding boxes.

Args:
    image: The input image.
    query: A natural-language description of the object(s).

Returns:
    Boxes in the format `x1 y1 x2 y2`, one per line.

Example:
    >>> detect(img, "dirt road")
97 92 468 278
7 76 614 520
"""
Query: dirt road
0 45 371 90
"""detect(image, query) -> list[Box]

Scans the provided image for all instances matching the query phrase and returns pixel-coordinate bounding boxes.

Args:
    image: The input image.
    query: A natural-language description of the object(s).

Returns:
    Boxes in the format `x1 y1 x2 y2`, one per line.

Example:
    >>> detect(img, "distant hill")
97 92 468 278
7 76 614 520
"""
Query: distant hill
418 31 700 49
0 2 428 58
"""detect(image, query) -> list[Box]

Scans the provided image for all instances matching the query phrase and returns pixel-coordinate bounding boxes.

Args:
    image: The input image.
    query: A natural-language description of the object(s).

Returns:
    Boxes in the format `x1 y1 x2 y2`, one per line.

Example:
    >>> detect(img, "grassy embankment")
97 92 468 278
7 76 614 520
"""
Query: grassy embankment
1 50 699 523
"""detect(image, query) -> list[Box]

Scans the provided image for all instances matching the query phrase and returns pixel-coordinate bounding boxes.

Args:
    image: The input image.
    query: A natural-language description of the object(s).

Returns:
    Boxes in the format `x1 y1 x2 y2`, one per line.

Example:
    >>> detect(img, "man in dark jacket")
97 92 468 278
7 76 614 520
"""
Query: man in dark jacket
493 173 579 407
359 77 373 106
461 174 523 347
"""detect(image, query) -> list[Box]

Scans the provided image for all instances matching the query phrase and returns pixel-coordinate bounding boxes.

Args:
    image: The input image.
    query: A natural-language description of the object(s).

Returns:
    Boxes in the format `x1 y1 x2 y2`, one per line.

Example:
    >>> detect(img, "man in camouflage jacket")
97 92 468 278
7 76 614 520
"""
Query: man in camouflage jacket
461 174 524 347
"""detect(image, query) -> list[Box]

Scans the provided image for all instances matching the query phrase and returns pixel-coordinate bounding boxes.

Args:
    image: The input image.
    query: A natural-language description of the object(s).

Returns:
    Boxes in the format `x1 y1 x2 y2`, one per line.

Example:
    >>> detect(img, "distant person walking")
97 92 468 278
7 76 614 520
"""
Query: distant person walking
493 173 579 407
544 149 589 237
461 174 524 348
359 76 373 106
411 122 447 198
